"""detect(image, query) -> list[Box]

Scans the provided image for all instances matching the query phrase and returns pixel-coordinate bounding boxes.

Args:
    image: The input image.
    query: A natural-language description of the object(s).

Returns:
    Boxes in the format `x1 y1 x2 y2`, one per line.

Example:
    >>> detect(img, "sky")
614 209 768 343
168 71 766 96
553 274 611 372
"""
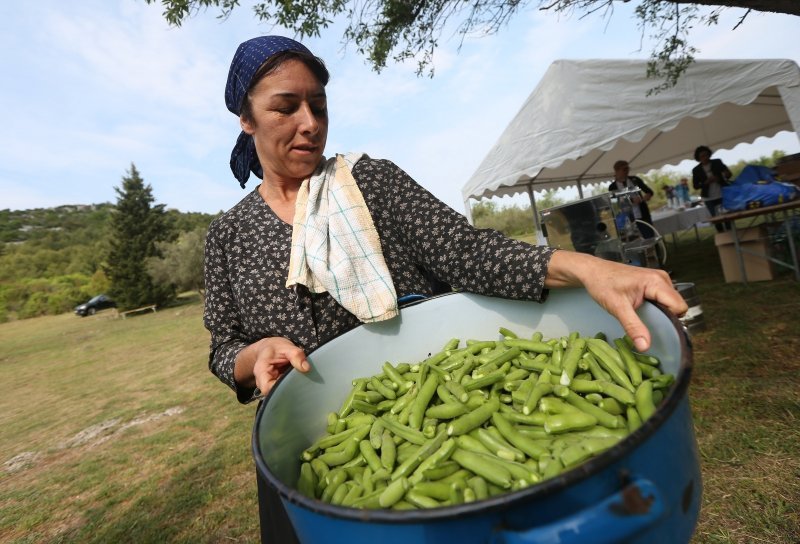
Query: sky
1 2 798 215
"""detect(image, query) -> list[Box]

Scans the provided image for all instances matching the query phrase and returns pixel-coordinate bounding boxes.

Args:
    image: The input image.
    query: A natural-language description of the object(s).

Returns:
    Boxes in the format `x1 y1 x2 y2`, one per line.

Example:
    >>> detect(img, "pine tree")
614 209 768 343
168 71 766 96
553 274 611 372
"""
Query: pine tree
106 164 174 310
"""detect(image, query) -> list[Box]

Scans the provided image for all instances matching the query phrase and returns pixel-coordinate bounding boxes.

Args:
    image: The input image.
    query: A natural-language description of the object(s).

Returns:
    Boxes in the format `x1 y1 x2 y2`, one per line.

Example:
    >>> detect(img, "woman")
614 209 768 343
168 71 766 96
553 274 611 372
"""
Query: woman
204 36 687 542
692 145 732 232
607 159 655 239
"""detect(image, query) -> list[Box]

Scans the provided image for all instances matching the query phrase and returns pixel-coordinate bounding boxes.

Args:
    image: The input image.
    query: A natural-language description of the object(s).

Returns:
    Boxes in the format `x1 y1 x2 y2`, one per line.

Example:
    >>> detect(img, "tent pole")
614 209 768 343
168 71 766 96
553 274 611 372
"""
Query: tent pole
463 196 474 224
526 183 542 239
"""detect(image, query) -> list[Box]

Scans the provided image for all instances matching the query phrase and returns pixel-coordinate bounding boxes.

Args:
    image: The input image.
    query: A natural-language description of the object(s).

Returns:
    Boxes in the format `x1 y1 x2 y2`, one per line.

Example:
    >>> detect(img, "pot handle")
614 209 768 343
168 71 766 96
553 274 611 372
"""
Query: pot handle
492 477 664 544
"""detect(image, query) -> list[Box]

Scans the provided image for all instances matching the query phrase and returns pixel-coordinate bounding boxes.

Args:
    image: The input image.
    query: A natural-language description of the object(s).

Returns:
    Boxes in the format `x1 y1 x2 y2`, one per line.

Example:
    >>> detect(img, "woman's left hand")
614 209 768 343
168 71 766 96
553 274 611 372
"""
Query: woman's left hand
545 251 688 352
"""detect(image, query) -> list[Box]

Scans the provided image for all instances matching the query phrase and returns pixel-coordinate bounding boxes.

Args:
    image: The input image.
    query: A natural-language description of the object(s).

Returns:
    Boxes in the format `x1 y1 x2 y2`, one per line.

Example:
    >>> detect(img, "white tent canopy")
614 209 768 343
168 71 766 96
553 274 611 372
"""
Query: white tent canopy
462 58 800 221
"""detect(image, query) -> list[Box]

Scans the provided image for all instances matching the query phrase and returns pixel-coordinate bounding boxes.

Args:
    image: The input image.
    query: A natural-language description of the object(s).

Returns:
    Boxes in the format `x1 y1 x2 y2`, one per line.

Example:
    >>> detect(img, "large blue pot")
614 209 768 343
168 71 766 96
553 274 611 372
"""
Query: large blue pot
253 289 701 543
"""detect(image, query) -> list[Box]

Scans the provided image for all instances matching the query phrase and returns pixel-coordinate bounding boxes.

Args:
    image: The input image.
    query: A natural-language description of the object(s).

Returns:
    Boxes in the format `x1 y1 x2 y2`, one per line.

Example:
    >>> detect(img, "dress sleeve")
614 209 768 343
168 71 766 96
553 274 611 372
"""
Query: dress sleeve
203 219 258 404
369 159 556 301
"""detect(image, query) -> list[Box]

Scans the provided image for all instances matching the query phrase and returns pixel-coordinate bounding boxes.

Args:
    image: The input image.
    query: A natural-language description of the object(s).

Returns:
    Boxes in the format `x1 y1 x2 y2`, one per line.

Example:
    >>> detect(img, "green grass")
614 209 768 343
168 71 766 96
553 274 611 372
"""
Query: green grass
2 229 799 543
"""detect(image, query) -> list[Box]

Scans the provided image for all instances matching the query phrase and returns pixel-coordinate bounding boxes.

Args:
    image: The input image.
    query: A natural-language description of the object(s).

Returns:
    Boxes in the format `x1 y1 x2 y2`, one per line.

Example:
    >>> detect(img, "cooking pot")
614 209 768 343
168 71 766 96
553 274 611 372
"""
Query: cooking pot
253 289 701 543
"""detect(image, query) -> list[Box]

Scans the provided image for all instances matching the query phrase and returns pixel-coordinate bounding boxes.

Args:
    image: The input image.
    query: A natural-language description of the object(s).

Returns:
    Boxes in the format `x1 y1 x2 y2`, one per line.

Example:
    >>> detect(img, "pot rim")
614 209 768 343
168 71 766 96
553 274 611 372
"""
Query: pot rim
252 292 693 524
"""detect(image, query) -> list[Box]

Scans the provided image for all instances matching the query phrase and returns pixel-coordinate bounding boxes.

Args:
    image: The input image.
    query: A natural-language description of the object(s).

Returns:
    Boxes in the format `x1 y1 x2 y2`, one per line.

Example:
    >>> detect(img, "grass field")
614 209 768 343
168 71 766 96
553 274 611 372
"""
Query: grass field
1 227 799 543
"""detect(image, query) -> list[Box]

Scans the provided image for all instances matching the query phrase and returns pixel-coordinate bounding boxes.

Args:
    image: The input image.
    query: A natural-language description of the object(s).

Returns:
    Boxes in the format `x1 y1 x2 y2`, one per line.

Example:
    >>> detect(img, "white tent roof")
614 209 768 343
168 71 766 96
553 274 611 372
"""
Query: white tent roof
462 58 800 210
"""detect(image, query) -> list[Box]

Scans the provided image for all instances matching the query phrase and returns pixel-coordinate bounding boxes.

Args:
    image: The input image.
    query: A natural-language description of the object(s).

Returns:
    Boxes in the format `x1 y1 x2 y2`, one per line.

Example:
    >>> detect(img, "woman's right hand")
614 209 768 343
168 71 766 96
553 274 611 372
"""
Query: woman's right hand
234 336 310 396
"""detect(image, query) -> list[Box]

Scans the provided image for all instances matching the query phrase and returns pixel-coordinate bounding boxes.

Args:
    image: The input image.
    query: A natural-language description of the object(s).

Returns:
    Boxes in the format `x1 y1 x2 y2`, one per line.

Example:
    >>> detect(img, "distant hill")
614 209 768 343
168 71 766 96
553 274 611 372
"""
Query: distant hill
0 204 219 321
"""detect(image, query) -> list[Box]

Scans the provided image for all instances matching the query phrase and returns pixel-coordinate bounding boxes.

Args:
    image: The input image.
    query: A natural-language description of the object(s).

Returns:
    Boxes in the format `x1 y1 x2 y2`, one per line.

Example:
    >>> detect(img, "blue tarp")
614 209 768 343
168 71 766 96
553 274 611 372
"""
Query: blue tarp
723 164 798 211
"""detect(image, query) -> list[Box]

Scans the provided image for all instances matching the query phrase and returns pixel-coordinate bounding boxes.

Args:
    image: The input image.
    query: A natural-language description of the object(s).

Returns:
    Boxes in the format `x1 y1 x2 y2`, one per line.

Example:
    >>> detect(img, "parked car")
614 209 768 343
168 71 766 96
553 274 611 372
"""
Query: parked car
74 294 116 317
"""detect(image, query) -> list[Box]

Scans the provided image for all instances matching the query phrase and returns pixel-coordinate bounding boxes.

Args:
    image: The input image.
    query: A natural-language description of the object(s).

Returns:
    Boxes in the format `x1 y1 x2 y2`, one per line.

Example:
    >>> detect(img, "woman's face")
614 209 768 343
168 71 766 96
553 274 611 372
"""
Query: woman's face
241 59 328 185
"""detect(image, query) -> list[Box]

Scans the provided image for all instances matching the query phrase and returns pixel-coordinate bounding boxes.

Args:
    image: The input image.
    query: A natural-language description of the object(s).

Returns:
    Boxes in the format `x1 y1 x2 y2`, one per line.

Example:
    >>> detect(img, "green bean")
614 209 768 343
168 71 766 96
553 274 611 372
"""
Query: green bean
635 380 657 421
586 339 635 392
551 342 563 370
447 396 501 436
356 389 387 404
633 352 661 366
339 483 363 507
420 460 460 481
451 448 512 489
503 338 553 354
570 379 636 405
369 376 396 400
427 362 451 381
359 440 383 472
409 374 439 430
491 413 549 460
627 406 643 433
638 361 662 379
298 462 317 498
464 362 511 392
405 490 442 509
598 398 624 416
302 327 678 510
391 430 448 481
351 399 379 415
445 380 469 403
559 338 586 386
473 427 525 462
341 454 366 470
378 476 409 508
498 327 519 339
351 487 384 509
650 374 675 390
390 385 417 416
330 481 351 505
553 385 624 429
320 469 347 503
523 369 554 415
614 338 643 387
340 379 367 418
361 467 374 494
560 443 593 468
543 412 597 434
467 475 489 500
318 437 361 467
517 353 560 374
380 416 427 445
426 402 469 420
412 481 452 501
451 355 476 384
652 389 664 406
455 434 494 456
306 424 361 454
380 430 396 471
499 405 547 426
409 438 457 485
538 396 582 415
436 384 464 406
585 392 604 405
345 413 376 428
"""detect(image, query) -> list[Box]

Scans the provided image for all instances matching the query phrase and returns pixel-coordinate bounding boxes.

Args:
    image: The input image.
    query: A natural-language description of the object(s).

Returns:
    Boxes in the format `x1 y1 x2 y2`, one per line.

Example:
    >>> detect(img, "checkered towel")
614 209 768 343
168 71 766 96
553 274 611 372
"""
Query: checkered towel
286 153 399 323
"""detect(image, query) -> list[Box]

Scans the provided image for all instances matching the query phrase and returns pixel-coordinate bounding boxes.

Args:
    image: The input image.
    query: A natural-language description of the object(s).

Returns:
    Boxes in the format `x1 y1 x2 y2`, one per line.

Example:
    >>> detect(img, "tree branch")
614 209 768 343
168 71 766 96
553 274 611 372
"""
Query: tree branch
659 0 800 16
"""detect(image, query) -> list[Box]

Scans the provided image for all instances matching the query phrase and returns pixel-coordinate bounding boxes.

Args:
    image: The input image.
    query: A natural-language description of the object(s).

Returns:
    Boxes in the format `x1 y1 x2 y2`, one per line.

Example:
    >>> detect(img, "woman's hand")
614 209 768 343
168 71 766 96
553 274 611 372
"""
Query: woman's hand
234 336 310 396
545 251 688 352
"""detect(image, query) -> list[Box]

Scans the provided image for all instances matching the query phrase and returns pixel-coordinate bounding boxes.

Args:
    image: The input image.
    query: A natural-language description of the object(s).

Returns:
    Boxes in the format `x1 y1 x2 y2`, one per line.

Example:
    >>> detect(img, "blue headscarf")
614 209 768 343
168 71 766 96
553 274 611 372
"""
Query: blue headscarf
225 36 313 188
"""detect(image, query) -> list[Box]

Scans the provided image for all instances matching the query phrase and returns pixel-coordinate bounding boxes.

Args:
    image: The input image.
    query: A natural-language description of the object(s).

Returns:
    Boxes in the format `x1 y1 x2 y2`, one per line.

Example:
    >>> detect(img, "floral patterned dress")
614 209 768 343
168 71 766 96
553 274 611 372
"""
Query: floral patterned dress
203 157 555 403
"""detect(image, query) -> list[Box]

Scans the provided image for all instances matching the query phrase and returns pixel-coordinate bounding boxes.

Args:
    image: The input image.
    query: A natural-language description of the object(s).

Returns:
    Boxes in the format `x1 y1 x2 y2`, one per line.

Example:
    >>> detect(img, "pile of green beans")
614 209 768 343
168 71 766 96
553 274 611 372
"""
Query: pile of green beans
296 328 674 510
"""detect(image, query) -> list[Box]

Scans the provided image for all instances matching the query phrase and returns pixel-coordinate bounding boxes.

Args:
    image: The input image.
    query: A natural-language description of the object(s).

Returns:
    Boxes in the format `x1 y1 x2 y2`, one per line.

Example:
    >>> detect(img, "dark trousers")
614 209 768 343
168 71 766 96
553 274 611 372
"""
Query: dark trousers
704 198 729 232
256 467 300 543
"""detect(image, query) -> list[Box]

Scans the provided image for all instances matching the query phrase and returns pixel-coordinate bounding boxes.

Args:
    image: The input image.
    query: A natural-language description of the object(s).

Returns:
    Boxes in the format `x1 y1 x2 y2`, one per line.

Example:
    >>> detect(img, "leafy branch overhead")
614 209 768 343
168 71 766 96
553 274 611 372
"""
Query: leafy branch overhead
145 0 798 88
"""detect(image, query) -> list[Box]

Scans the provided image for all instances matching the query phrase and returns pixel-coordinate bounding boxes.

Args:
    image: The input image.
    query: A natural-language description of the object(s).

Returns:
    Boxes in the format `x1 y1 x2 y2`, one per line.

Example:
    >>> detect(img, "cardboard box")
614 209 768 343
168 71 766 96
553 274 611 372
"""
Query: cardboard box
775 155 800 183
714 226 775 282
